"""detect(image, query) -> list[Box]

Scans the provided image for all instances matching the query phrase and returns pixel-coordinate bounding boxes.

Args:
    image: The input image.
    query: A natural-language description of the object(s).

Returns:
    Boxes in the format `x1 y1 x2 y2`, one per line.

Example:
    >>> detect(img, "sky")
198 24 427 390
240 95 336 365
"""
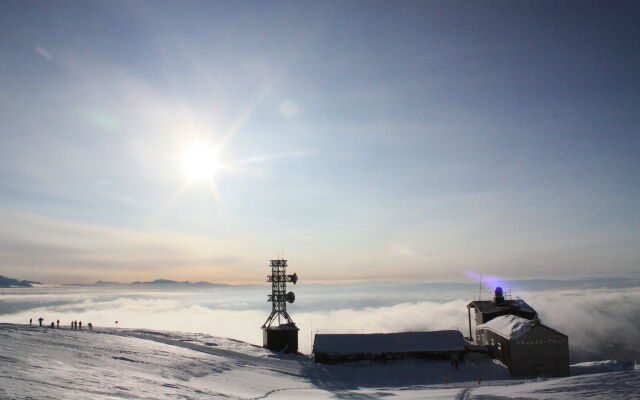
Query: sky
0 1 639 284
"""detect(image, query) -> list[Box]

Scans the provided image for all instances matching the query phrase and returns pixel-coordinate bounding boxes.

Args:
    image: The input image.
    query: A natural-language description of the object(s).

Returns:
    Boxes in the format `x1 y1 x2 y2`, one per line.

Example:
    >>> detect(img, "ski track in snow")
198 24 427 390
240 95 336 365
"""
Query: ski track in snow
455 387 472 400
0 323 638 400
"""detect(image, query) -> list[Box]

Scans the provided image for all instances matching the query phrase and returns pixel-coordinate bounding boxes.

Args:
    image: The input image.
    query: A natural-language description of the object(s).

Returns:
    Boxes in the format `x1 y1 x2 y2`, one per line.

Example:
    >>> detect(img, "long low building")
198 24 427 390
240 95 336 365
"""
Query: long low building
312 330 466 364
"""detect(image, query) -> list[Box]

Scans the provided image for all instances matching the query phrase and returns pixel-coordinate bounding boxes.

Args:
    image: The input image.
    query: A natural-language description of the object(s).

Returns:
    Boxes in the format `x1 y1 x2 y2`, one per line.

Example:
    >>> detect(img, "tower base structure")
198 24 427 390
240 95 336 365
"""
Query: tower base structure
263 323 299 353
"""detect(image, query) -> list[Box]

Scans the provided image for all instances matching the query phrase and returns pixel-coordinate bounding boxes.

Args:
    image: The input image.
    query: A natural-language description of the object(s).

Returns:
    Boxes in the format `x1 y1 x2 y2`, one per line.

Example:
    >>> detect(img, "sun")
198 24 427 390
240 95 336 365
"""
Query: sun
180 143 220 183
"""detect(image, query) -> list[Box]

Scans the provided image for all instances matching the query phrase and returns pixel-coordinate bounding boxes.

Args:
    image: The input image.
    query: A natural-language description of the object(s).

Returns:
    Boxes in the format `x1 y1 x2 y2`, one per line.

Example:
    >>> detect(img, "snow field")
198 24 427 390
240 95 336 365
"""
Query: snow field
0 324 638 400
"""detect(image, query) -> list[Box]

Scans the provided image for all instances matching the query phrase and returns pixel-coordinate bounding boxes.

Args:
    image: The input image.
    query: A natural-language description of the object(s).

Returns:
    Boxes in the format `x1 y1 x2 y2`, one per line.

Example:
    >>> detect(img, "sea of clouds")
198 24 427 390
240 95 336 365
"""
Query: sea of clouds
1 280 638 361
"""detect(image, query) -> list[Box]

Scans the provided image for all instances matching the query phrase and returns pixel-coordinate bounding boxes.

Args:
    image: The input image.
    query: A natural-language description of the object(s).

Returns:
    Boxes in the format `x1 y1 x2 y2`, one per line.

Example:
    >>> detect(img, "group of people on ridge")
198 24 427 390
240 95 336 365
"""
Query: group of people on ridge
30 317 93 331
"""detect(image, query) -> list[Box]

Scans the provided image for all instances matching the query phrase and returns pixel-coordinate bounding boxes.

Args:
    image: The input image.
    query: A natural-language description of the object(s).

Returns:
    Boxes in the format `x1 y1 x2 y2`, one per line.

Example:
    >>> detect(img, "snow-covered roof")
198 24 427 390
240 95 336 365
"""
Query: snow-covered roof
313 330 465 355
476 315 535 339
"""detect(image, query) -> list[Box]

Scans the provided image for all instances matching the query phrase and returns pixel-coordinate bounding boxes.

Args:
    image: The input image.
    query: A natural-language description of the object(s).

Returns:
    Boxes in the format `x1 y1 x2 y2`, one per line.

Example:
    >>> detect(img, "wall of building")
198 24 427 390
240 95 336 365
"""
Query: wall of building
475 310 503 325
476 329 512 370
476 325 569 377
314 350 462 364
263 327 298 354
510 325 569 377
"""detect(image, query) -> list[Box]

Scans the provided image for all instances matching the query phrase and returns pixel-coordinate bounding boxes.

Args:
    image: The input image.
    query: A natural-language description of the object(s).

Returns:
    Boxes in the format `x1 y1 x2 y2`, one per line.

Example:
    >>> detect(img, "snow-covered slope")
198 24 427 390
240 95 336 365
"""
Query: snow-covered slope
0 324 637 399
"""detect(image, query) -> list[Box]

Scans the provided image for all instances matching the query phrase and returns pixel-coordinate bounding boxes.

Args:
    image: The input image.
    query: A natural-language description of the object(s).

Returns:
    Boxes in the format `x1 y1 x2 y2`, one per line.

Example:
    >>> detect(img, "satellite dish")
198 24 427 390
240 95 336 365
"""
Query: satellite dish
286 292 295 303
288 273 298 284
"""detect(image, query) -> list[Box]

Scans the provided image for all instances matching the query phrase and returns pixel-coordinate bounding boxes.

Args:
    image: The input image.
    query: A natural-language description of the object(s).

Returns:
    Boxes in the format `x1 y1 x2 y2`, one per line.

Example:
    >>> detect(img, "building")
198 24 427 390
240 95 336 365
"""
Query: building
466 287 538 339
312 330 466 364
263 323 298 353
475 314 569 377
466 287 570 377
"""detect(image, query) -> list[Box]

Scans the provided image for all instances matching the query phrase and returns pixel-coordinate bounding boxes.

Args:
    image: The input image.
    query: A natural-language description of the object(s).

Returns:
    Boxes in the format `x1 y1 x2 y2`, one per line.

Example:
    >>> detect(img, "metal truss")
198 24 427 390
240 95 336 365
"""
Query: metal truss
262 259 298 328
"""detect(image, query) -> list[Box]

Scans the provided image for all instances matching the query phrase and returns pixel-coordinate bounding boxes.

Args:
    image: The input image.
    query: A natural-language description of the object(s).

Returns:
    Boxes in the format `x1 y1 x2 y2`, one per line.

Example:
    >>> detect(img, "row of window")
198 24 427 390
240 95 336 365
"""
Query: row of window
477 331 565 346
515 339 565 345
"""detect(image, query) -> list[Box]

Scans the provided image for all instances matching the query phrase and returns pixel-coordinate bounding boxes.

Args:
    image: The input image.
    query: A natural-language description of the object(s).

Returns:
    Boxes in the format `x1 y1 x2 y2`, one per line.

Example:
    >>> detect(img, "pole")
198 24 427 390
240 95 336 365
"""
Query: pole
468 307 473 341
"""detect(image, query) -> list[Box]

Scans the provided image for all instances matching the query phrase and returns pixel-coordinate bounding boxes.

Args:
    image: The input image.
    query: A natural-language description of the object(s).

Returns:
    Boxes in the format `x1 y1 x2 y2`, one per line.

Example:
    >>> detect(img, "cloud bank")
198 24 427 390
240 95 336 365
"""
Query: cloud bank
1 283 638 361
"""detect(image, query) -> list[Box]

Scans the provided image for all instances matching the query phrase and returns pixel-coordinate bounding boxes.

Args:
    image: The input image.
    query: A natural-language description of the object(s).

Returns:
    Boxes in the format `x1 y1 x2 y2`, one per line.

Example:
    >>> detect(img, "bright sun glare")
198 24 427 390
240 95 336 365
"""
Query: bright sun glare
180 143 219 182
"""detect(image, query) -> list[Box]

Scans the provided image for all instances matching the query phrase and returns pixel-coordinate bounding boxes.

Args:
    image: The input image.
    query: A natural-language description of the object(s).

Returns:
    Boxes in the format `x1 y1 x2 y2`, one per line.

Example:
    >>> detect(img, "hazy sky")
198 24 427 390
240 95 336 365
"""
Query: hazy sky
1 1 639 283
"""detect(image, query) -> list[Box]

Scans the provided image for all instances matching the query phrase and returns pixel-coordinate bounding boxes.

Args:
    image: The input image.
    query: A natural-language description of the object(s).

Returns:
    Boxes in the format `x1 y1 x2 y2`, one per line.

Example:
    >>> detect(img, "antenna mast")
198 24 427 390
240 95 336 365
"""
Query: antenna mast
262 259 298 328
261 258 300 353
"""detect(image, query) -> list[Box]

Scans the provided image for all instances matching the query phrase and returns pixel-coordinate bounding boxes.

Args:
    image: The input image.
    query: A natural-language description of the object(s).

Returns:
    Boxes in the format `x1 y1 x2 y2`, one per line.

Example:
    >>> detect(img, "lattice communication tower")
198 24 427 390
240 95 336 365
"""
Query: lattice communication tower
261 259 299 353
262 259 298 327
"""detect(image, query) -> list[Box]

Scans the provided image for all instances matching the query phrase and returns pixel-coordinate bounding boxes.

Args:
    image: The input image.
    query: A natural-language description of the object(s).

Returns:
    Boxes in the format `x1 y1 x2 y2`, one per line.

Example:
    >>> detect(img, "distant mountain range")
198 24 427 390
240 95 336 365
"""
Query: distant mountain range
130 279 225 286
66 279 227 287
0 275 41 288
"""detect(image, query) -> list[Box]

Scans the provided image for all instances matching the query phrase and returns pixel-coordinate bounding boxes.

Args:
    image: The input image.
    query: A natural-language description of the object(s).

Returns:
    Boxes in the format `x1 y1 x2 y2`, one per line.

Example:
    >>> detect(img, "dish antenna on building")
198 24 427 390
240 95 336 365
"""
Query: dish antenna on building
261 259 299 353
